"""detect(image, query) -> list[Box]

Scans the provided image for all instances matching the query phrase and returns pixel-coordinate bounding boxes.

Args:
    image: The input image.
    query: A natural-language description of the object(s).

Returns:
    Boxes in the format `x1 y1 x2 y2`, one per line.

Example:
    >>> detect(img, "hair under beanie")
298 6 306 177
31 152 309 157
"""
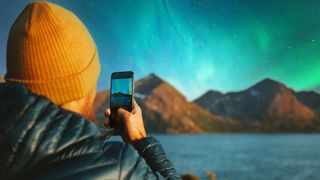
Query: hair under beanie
5 1 100 105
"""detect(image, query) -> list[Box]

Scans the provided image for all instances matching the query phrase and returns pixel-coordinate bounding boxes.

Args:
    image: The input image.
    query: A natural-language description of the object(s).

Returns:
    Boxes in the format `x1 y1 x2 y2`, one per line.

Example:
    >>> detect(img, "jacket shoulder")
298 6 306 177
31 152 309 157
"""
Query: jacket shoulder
26 140 161 179
0 83 161 179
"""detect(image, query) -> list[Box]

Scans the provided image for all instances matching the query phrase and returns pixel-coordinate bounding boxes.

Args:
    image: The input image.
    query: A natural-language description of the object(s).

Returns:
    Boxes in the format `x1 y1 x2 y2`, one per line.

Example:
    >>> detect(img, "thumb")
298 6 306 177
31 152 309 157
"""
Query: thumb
117 108 131 120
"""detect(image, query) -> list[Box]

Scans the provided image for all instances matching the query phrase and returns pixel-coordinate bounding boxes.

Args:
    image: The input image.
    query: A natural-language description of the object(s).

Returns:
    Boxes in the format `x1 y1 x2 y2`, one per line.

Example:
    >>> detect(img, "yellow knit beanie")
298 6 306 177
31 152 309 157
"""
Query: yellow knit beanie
5 1 100 105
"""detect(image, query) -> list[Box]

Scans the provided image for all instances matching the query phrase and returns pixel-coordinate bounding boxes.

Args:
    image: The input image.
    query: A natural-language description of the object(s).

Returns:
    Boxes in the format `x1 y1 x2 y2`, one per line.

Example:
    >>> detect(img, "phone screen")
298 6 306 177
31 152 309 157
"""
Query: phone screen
111 77 133 111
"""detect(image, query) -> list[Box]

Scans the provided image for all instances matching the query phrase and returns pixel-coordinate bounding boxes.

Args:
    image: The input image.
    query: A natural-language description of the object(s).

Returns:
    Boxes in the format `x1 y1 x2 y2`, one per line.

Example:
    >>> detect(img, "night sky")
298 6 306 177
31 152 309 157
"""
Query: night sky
1 0 320 100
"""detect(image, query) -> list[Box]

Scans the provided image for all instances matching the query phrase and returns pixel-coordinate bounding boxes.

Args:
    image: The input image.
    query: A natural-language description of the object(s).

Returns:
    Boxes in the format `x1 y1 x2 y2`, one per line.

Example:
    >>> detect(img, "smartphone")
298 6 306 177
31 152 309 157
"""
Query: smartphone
110 71 134 112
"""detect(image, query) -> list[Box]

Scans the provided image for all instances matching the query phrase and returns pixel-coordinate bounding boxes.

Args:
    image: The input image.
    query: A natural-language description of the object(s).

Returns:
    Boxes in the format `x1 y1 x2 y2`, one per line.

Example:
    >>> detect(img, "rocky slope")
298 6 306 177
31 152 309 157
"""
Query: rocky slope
94 74 238 133
296 91 320 115
194 78 319 132
94 74 320 133
134 74 238 133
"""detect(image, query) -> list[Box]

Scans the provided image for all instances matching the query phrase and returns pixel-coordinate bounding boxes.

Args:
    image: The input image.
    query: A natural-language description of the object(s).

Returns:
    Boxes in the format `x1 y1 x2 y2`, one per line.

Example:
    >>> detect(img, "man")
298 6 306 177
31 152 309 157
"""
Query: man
0 1 180 179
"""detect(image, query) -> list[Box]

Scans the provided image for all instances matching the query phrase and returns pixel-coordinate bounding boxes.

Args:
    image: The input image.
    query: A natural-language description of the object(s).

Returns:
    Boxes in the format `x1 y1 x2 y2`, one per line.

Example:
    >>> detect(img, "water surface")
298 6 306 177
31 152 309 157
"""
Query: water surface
154 134 320 180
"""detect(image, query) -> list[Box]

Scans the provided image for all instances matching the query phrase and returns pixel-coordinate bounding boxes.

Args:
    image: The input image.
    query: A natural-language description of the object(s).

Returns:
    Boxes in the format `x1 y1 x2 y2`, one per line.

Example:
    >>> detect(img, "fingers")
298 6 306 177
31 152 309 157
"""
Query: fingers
104 119 110 127
104 99 141 129
104 108 111 117
104 108 111 127
113 108 131 133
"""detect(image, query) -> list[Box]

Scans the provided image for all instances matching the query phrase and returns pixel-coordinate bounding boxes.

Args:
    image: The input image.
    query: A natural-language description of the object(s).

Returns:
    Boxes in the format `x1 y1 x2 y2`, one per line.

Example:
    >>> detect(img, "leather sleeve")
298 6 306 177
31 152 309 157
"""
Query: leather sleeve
132 137 181 180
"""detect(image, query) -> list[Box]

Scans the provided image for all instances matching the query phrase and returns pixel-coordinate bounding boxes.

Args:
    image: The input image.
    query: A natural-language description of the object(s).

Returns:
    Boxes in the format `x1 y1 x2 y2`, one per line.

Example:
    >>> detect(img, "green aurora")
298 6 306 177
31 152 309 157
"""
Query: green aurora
0 0 319 99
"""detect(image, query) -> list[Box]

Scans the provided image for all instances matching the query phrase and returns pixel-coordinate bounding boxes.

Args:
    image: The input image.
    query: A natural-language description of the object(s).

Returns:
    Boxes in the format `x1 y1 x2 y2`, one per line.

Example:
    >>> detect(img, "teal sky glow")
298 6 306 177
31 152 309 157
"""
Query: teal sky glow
1 0 320 99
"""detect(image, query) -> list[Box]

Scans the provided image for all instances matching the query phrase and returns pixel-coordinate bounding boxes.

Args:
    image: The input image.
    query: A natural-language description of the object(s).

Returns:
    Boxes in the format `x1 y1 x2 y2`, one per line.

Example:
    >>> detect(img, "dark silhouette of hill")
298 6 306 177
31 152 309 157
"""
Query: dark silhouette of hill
94 74 320 133
94 73 239 133
195 78 319 132
112 92 131 97
296 91 320 115
134 74 239 133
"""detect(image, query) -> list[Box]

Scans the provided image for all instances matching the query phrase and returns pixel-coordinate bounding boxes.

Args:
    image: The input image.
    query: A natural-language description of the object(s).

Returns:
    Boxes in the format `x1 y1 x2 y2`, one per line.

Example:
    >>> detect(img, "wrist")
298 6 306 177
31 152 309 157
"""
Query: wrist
131 136 158 153
128 131 147 143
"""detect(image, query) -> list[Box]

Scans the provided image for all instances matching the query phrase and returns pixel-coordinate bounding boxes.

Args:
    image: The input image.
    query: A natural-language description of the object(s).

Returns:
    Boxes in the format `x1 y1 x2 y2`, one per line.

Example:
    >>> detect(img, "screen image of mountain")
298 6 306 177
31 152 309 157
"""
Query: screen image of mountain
111 93 132 108
111 78 132 109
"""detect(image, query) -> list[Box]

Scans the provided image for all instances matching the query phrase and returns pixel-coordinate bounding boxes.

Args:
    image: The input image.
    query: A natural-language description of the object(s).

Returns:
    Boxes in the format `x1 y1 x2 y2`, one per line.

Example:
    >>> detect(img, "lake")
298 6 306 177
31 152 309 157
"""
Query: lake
154 134 320 180
110 134 320 179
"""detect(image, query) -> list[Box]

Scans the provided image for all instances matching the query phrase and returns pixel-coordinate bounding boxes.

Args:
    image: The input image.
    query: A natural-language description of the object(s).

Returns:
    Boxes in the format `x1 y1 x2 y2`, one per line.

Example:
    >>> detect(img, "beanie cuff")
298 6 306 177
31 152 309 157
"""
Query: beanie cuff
5 52 100 105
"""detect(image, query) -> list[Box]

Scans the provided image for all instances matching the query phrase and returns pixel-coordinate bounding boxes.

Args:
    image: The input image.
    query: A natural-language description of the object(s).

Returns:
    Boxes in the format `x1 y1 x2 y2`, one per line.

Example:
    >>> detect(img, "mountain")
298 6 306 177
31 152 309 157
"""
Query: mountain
94 73 238 133
194 78 319 132
194 90 223 108
296 91 320 115
134 74 240 133
112 92 131 97
94 75 320 133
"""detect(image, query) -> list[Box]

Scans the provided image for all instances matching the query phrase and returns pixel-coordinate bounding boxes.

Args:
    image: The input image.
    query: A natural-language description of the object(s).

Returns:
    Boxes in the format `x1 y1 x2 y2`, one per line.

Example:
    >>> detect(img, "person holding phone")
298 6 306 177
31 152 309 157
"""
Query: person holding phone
0 2 180 180
106 71 148 143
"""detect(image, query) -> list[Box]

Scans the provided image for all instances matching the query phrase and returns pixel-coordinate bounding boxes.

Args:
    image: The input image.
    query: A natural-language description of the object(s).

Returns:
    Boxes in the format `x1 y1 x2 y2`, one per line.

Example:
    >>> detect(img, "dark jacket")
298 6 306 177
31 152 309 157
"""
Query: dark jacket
0 83 180 180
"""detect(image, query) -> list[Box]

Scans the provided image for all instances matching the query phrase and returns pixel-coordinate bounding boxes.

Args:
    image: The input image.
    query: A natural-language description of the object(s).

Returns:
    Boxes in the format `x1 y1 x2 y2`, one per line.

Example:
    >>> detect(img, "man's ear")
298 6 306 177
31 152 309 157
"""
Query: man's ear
60 85 97 118
60 96 88 115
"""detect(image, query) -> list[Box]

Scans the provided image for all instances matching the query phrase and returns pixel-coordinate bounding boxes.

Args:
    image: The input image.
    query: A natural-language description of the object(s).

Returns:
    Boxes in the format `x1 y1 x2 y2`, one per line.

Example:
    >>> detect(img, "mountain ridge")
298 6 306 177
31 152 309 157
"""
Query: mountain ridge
94 74 239 133
195 78 319 132
94 74 320 133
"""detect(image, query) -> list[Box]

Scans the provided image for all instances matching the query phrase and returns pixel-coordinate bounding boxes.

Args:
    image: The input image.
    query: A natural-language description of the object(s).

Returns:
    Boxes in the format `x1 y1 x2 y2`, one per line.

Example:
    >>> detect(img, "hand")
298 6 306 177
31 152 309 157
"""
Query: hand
104 100 147 143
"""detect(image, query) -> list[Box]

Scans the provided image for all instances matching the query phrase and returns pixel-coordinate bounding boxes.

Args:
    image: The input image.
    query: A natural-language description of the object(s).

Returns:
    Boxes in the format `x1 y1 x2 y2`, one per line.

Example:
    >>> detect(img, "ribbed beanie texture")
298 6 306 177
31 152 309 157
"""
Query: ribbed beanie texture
5 1 100 105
